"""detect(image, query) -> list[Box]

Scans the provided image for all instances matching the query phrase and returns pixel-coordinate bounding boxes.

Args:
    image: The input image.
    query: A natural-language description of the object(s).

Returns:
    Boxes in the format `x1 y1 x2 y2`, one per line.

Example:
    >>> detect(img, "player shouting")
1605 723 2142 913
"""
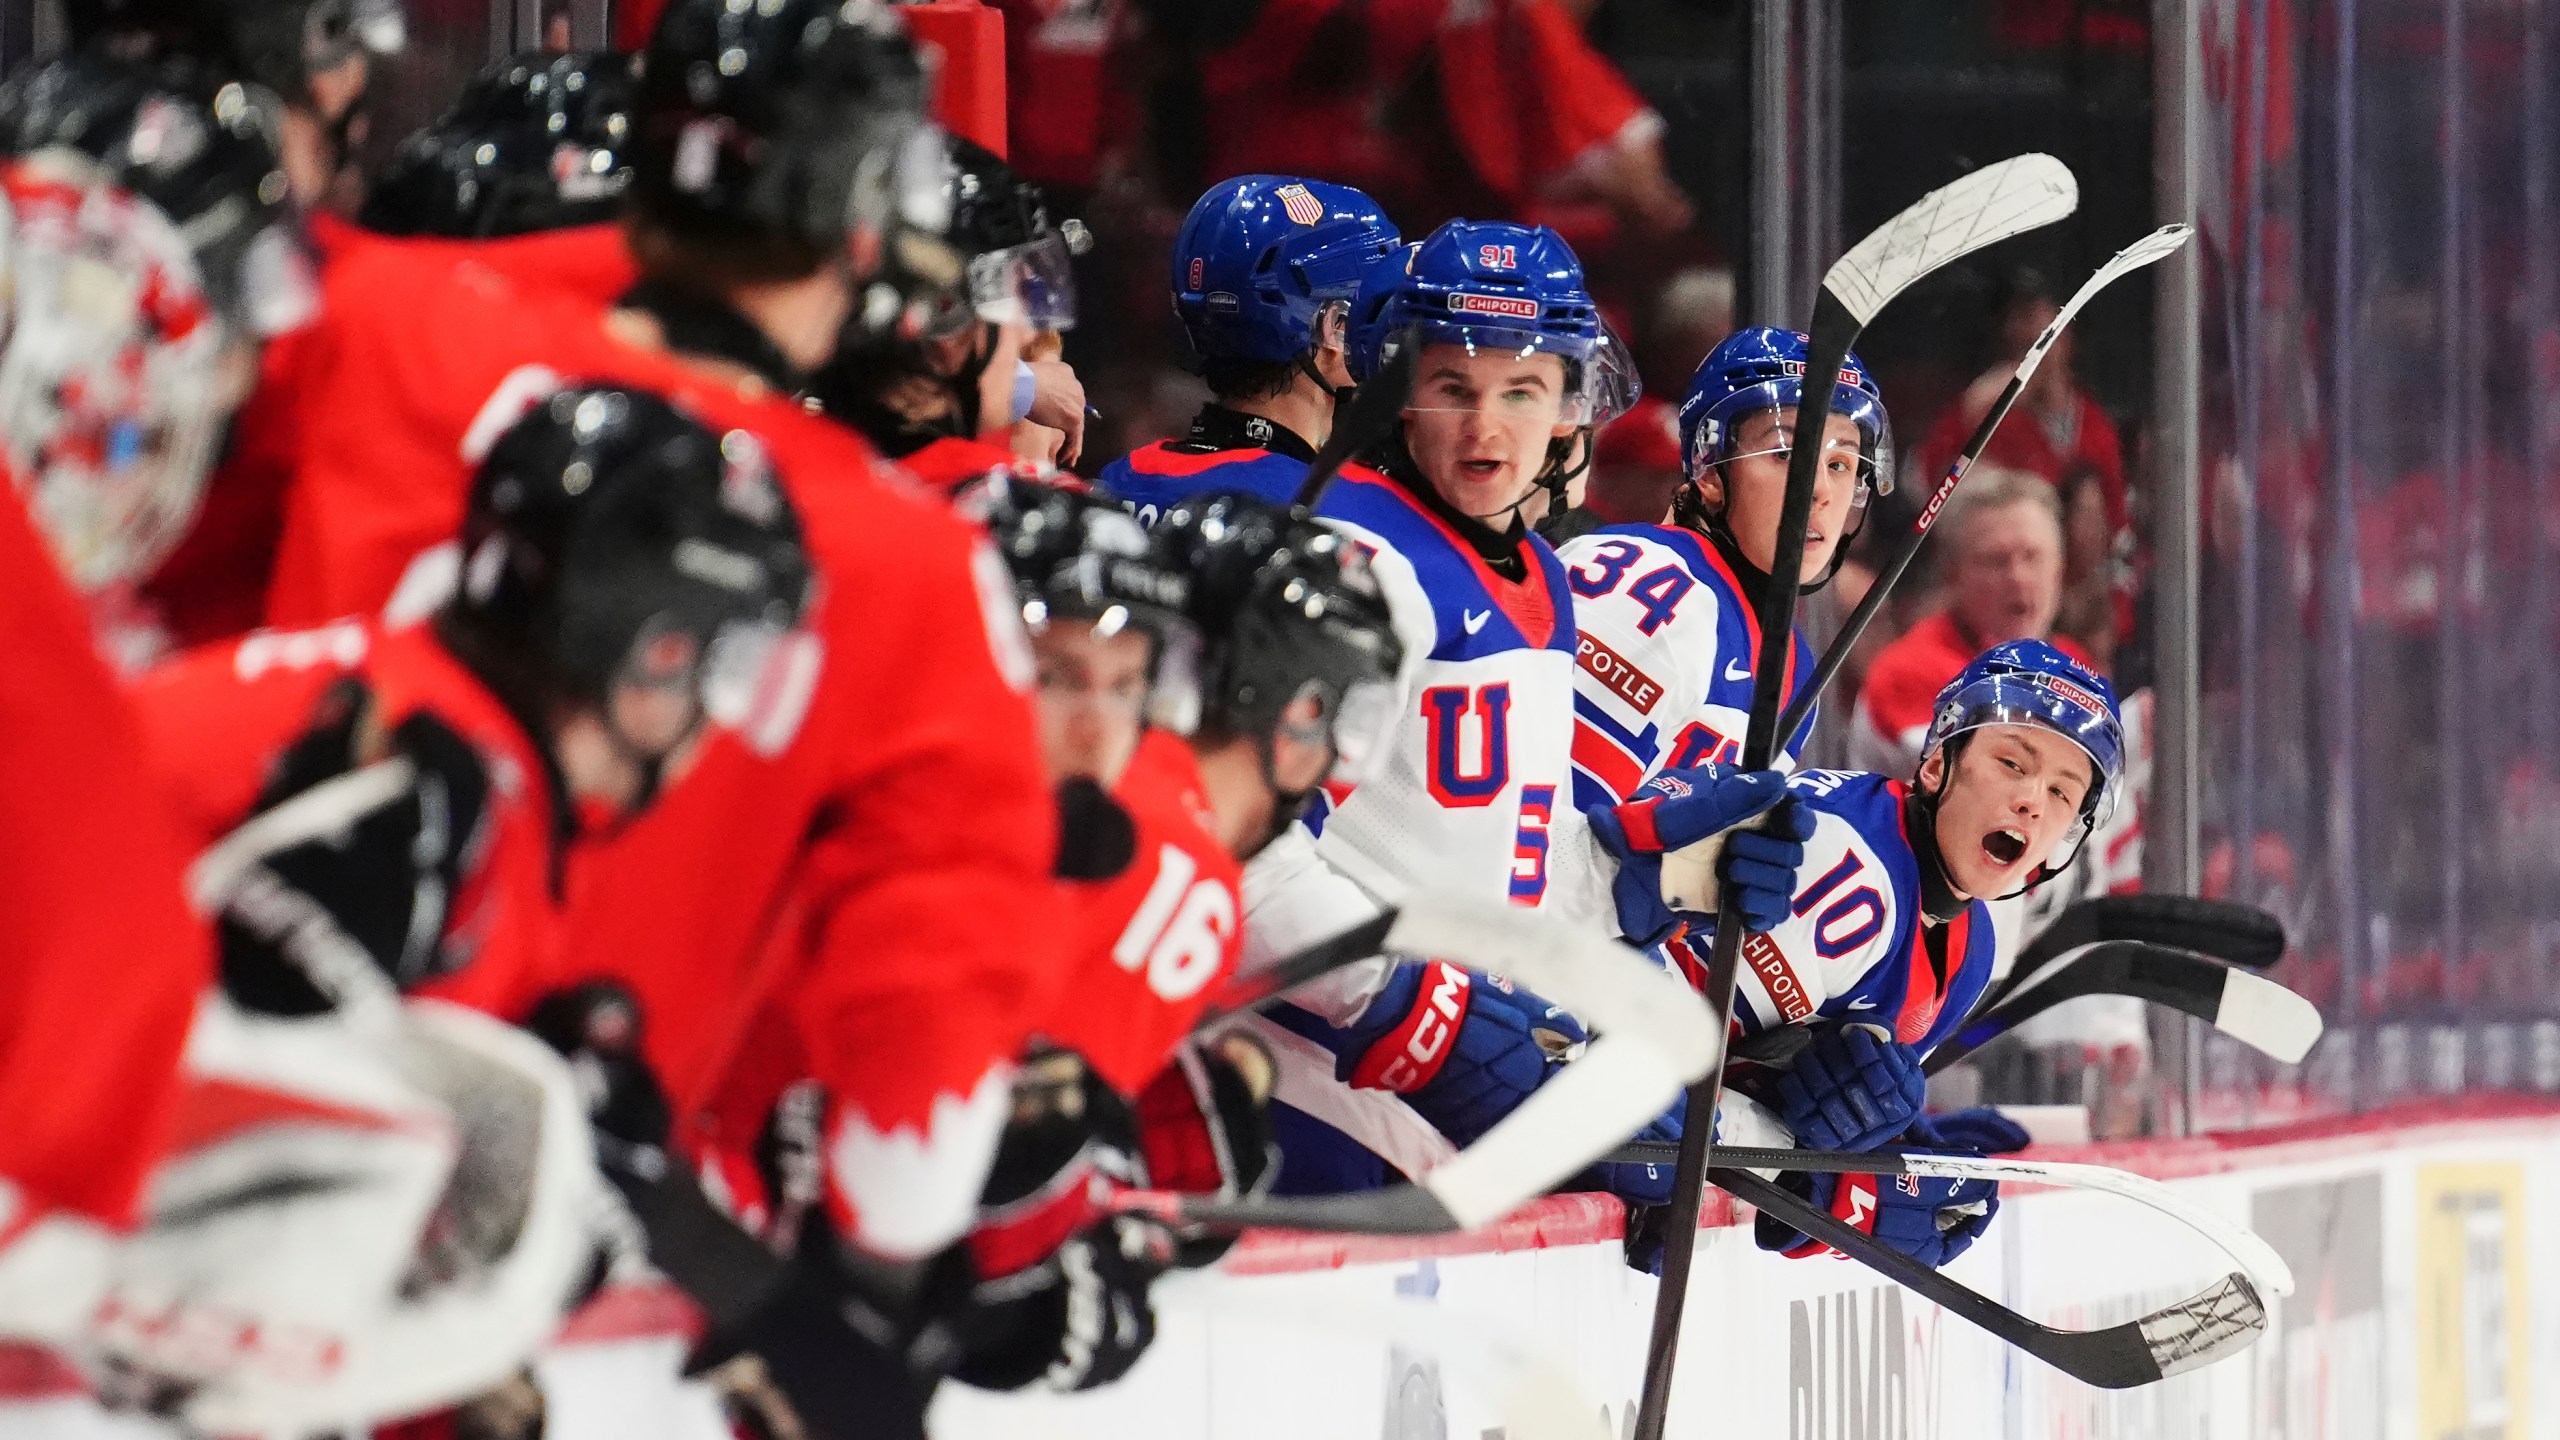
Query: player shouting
939 483 1406 1393
1713 640 2126 1272
1097 174 1403 523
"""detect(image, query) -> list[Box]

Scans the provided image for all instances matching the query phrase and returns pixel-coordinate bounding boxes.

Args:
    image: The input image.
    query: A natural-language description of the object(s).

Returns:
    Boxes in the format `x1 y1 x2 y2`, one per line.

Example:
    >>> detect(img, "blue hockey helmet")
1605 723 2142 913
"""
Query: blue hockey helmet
1346 218 1640 428
1920 639 2126 835
1170 175 1402 367
1678 325 1895 506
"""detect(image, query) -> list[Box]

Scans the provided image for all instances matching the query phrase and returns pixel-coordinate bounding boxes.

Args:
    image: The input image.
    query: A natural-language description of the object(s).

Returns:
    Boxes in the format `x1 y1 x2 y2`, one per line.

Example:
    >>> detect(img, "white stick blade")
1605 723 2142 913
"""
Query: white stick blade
1905 1154 2297 1298
2214 968 2325 1064
1824 154 2080 325
2052 223 2195 332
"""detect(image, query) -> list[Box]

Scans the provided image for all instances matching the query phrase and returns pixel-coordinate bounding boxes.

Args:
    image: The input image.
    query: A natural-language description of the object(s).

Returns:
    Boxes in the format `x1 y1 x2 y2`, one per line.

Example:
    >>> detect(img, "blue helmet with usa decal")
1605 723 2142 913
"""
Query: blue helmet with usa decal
1920 639 2126 830
1170 174 1402 367
1680 325 1893 499
1346 218 1640 428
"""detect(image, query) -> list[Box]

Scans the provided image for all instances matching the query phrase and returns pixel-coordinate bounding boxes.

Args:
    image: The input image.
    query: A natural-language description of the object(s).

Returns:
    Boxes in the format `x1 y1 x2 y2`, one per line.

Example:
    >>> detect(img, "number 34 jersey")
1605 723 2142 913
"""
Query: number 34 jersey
1725 769 1998 1057
1555 524 1817 810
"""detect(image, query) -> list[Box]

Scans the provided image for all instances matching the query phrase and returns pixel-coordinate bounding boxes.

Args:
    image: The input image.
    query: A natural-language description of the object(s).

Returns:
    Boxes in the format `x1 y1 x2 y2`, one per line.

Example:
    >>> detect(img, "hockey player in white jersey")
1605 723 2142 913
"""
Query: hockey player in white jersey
1234 221 1811 1193
1684 639 2127 1271
1559 325 1895 810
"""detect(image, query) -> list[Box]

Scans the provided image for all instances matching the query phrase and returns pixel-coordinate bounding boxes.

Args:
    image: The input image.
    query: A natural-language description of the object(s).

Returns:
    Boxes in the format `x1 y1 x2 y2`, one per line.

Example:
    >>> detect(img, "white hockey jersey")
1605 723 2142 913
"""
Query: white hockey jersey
1554 524 1818 811
1239 471 1616 1027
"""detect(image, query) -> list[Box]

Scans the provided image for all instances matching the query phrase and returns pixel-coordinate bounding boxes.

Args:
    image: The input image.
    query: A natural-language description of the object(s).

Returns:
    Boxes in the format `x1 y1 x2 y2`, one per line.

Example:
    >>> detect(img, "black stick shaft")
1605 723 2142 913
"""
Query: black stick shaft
1769 369 2028 749
1630 290 1854 1440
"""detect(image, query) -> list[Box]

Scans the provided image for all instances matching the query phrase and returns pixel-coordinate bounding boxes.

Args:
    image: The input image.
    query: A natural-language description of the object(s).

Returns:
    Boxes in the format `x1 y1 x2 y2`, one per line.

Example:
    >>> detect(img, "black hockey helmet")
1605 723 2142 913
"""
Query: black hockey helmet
969 475 1201 722
67 0 405 107
937 136 1087 334
0 51 311 337
448 384 819 771
361 50 638 240
629 0 939 265
1149 491 1404 804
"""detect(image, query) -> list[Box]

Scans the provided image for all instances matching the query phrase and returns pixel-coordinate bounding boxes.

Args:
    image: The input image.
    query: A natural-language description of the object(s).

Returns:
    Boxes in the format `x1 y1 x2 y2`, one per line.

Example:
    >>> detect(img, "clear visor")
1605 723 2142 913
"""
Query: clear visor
966 230 1079 333
1694 385 1894 505
700 614 826 759
1322 676 1400 788
1392 320 1640 429
1931 706 2117 829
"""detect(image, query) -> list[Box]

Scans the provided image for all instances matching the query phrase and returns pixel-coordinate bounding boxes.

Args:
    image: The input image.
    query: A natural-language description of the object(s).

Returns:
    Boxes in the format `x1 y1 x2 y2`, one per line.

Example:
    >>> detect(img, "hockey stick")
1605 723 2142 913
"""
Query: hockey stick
1138 891 1721 1235
1990 892 2287 1014
1616 1143 2295 1302
1291 332 1419 513
1184 909 1400 1035
1632 153 2079 1440
1926 939 2322 1073
1710 1166 2267 1388
1766 223 2193 754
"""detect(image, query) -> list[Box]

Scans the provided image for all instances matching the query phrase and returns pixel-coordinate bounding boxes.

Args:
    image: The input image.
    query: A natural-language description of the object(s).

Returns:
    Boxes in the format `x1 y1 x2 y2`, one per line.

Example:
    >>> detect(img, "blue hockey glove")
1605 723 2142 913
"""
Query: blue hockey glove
1586 766 1810 946
1757 1159 2001 1268
1334 960 1586 1146
1770 1023 1926 1152
1580 1095 1684 1208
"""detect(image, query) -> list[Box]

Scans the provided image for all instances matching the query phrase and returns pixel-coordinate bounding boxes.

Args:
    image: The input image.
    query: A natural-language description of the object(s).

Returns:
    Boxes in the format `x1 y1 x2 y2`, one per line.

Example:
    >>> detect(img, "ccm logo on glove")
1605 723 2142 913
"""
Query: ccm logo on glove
1348 962 1472 1092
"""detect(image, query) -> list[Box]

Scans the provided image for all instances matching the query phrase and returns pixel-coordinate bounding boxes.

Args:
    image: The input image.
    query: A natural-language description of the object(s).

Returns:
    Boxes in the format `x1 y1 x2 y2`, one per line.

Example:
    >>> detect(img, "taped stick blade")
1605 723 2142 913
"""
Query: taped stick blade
2138 1273 2269 1381
1821 154 2079 324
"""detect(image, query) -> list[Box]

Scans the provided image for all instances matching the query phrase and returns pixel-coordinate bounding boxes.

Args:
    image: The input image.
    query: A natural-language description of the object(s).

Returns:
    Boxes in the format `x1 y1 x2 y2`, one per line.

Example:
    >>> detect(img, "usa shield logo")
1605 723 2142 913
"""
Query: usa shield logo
1275 183 1325 226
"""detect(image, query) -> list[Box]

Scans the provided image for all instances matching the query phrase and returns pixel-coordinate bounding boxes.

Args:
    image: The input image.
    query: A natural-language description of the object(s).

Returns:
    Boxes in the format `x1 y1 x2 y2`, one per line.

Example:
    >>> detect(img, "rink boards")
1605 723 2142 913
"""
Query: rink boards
933 1099 2560 1440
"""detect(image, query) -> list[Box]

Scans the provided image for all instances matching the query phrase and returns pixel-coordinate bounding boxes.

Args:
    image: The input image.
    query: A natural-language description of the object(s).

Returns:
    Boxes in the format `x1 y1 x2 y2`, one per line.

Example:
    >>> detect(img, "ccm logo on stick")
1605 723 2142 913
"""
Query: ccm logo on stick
1351 962 1474 1093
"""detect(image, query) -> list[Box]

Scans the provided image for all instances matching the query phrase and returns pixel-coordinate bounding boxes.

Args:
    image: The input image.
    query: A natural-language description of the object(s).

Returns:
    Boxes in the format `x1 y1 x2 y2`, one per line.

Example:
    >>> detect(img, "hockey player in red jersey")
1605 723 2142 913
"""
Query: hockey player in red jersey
943 482 1407 1394
256 0 1062 1314
810 137 1094 486
134 385 815 1023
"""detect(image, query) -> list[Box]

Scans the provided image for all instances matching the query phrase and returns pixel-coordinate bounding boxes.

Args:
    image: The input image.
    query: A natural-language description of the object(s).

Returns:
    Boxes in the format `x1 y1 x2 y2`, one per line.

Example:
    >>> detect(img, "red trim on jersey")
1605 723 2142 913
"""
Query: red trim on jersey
1376 481 1558 650
1121 442 1273 479
1694 537 1798 701
1571 721 1647 803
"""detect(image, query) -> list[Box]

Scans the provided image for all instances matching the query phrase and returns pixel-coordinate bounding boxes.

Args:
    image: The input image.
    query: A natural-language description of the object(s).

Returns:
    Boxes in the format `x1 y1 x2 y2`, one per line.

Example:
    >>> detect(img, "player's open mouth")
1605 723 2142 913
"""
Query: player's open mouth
1982 827 2028 867
1460 458 1506 478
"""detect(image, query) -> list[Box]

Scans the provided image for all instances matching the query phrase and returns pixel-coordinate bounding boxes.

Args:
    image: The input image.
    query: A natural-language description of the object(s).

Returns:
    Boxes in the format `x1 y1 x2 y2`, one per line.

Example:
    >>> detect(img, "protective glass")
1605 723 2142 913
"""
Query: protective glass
0 161 230 593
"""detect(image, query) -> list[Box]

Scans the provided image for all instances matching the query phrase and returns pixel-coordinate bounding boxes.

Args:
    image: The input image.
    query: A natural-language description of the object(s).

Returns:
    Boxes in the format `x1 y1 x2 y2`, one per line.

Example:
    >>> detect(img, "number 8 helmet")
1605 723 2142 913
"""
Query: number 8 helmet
1919 638 2125 876
1170 175 1402 371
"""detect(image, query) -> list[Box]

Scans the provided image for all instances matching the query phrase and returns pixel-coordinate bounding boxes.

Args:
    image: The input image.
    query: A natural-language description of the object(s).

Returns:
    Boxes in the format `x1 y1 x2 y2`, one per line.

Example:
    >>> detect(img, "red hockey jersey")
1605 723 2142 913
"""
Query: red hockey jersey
0 499 208 1227
1046 733 1244 1095
129 620 570 1023
259 257 1059 1261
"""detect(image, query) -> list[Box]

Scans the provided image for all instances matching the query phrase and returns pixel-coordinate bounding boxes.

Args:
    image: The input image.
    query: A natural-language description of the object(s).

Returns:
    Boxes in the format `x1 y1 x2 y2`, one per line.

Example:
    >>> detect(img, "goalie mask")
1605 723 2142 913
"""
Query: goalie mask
0 54 308 594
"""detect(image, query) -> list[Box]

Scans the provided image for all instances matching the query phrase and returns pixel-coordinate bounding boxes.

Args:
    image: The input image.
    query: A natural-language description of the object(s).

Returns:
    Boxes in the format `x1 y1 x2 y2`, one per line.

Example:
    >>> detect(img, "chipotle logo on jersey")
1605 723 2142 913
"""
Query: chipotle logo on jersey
1449 292 1541 321
1575 630 1663 711
1744 930 1815 1022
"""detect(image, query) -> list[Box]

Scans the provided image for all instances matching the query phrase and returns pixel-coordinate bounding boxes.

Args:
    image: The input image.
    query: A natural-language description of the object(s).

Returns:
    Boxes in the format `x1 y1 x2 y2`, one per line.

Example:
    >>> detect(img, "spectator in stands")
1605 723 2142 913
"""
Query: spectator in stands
1848 468 2083 775
1912 269 2132 608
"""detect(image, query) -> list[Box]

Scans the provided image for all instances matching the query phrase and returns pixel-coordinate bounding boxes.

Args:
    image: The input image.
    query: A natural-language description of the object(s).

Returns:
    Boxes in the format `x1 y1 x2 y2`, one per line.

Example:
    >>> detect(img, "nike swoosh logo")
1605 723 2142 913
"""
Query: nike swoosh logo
1844 998 1877 1011
1464 610 1492 635
1725 660 1751 682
